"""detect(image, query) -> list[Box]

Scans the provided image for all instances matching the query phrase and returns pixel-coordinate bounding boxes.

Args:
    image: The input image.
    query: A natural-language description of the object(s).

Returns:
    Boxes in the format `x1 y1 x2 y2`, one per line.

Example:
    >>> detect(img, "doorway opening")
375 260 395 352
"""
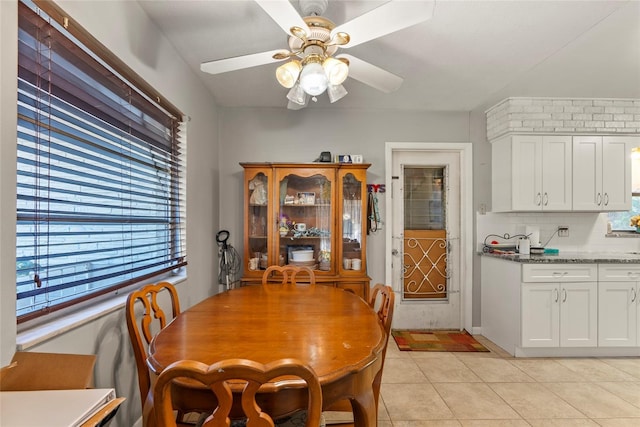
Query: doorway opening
385 142 473 332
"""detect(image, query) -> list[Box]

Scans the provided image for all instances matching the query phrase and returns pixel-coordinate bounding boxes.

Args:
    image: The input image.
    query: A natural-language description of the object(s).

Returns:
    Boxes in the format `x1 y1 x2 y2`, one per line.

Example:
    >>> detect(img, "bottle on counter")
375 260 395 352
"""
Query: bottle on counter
517 237 530 255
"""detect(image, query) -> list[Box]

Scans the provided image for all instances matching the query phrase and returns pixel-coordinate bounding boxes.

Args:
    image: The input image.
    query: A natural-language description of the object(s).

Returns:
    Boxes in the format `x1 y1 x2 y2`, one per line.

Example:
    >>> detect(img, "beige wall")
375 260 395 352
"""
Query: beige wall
217 108 474 305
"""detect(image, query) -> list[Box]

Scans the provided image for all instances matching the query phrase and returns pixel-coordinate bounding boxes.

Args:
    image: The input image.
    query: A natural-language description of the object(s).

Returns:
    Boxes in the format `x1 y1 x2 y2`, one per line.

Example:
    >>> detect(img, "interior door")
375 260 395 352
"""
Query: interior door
390 150 461 330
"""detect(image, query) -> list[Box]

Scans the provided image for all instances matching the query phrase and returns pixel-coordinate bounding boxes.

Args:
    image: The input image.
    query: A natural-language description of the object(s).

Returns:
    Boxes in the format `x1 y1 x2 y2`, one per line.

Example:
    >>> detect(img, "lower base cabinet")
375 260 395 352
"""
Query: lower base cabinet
481 257 640 357
521 267 598 348
522 282 598 348
598 265 640 347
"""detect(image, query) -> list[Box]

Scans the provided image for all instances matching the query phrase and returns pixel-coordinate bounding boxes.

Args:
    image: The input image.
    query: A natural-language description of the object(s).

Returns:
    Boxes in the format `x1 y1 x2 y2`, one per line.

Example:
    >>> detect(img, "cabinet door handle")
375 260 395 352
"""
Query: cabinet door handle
632 288 637 303
625 271 640 280
553 288 559 303
596 193 602 206
604 193 609 206
562 288 567 303
536 193 542 206
543 193 548 206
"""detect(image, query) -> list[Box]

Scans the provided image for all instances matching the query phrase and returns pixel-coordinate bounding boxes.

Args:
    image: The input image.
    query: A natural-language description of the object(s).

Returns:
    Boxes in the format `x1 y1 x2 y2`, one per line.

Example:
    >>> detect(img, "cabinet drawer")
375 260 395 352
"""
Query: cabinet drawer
522 264 597 282
598 265 640 281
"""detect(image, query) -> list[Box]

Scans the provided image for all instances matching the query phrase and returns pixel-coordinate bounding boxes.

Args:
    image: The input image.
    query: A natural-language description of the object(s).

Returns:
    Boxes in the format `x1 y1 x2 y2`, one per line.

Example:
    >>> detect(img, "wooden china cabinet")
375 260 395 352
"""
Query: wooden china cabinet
240 162 371 300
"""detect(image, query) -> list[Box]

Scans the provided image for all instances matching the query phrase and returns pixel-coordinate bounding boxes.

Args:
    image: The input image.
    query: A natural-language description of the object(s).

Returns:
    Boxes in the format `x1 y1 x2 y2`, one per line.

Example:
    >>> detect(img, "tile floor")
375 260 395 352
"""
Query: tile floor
325 335 640 427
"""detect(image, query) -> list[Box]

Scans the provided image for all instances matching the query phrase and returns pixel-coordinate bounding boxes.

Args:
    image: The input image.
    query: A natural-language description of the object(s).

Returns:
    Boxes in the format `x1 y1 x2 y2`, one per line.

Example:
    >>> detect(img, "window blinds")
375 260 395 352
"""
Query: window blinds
16 1 186 322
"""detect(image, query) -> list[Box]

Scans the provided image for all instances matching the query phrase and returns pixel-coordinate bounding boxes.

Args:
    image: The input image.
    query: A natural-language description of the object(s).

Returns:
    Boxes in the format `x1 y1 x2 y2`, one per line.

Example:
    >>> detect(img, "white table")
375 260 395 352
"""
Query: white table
0 388 115 427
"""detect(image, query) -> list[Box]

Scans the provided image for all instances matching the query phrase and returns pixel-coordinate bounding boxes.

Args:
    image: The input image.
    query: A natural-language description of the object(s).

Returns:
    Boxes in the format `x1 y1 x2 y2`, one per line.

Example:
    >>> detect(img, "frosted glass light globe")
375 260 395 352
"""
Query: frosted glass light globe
299 62 328 96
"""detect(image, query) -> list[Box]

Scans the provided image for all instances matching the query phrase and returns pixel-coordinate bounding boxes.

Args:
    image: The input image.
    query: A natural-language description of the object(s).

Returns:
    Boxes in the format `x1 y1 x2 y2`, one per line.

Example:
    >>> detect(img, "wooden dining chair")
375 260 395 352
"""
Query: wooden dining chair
125 282 182 416
324 284 395 425
153 358 323 427
261 265 316 285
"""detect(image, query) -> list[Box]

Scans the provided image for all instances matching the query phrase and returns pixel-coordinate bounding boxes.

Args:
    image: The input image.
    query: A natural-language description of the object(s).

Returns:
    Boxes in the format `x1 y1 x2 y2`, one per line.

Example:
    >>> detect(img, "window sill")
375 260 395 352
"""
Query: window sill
606 231 640 238
16 273 187 351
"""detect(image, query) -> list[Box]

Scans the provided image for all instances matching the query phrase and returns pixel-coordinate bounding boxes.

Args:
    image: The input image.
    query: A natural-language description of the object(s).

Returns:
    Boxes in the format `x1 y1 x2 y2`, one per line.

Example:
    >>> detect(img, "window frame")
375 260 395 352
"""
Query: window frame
608 150 640 233
16 0 187 323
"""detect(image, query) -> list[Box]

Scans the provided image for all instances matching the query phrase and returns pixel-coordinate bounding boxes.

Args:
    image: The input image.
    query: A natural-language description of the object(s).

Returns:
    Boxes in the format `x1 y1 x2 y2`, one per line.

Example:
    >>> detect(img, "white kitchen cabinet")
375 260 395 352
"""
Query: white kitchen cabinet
598 266 640 347
572 136 634 211
482 257 640 357
492 135 572 212
521 264 598 348
522 283 559 347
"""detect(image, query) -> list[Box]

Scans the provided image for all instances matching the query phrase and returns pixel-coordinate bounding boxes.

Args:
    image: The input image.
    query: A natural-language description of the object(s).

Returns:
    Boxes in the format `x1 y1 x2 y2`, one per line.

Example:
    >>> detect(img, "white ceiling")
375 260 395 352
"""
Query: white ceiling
138 0 640 111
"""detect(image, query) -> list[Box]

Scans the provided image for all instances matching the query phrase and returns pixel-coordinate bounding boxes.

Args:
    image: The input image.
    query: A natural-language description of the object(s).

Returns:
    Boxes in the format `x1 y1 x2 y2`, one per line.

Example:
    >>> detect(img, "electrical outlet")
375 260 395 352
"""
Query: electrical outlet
558 226 569 237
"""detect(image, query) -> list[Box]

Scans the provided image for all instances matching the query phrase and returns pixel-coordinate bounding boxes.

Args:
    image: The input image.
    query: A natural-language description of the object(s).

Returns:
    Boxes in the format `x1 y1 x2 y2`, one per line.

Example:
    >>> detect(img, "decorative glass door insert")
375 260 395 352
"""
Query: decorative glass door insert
403 167 449 299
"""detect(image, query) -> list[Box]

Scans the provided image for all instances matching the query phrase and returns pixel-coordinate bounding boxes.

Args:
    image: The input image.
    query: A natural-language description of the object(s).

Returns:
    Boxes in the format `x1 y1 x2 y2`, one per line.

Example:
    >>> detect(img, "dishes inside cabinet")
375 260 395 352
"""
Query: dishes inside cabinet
291 250 314 262
296 192 315 205
288 260 317 268
287 245 314 264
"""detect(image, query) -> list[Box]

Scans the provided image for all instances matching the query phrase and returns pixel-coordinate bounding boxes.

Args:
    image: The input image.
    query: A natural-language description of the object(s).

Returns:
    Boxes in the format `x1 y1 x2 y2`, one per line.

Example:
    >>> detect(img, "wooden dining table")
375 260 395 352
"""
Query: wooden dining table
144 284 385 427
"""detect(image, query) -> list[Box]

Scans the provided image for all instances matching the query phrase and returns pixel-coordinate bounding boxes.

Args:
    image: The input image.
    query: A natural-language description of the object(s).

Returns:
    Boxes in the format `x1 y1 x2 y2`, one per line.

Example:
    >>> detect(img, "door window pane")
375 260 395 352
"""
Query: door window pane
404 167 445 230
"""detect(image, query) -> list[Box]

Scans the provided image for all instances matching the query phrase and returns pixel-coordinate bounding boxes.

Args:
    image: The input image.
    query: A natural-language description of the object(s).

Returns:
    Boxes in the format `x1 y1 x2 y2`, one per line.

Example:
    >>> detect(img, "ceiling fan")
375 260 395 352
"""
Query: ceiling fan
200 0 435 109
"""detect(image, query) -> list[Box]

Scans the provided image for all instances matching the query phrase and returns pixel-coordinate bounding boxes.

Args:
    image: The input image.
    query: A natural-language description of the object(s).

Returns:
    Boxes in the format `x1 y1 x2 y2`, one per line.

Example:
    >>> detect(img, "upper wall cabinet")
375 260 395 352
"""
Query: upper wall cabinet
572 136 634 211
492 135 572 212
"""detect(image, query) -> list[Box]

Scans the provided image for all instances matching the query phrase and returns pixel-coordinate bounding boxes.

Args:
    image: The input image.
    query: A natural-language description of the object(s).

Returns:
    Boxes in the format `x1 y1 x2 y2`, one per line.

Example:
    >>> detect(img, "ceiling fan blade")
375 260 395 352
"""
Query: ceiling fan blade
255 0 310 37
200 49 288 75
332 0 434 48
338 54 403 93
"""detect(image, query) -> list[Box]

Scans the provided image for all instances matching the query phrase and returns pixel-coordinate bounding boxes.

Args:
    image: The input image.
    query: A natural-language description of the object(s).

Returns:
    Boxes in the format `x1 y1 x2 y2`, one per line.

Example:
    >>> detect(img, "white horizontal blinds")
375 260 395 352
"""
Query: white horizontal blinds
16 1 186 322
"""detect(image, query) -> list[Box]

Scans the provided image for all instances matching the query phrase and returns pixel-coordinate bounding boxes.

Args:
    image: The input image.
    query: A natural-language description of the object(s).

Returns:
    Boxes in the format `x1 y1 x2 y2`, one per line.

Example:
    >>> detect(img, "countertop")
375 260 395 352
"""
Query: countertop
480 250 640 264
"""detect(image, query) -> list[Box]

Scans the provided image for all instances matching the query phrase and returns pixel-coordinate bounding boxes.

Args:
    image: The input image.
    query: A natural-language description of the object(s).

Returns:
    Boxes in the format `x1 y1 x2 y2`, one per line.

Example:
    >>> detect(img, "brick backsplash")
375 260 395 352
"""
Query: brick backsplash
486 97 640 141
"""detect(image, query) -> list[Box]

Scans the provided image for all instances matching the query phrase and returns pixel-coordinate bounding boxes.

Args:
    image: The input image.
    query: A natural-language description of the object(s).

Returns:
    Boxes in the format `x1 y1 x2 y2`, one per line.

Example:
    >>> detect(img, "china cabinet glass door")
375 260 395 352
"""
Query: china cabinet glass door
246 169 270 272
339 169 367 274
276 169 334 273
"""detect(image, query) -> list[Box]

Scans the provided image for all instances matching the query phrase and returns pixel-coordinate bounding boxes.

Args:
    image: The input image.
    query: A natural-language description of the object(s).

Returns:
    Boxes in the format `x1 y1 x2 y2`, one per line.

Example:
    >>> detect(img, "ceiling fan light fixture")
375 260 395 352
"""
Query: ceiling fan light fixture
323 57 349 85
286 82 307 105
327 84 348 103
276 60 302 88
299 61 328 96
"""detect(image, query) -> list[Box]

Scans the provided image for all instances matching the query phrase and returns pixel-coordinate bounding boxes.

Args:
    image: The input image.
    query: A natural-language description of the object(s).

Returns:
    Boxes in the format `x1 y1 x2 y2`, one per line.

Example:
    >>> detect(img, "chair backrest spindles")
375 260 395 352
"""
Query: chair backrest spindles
369 283 395 336
153 358 323 427
126 282 181 410
261 265 316 285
